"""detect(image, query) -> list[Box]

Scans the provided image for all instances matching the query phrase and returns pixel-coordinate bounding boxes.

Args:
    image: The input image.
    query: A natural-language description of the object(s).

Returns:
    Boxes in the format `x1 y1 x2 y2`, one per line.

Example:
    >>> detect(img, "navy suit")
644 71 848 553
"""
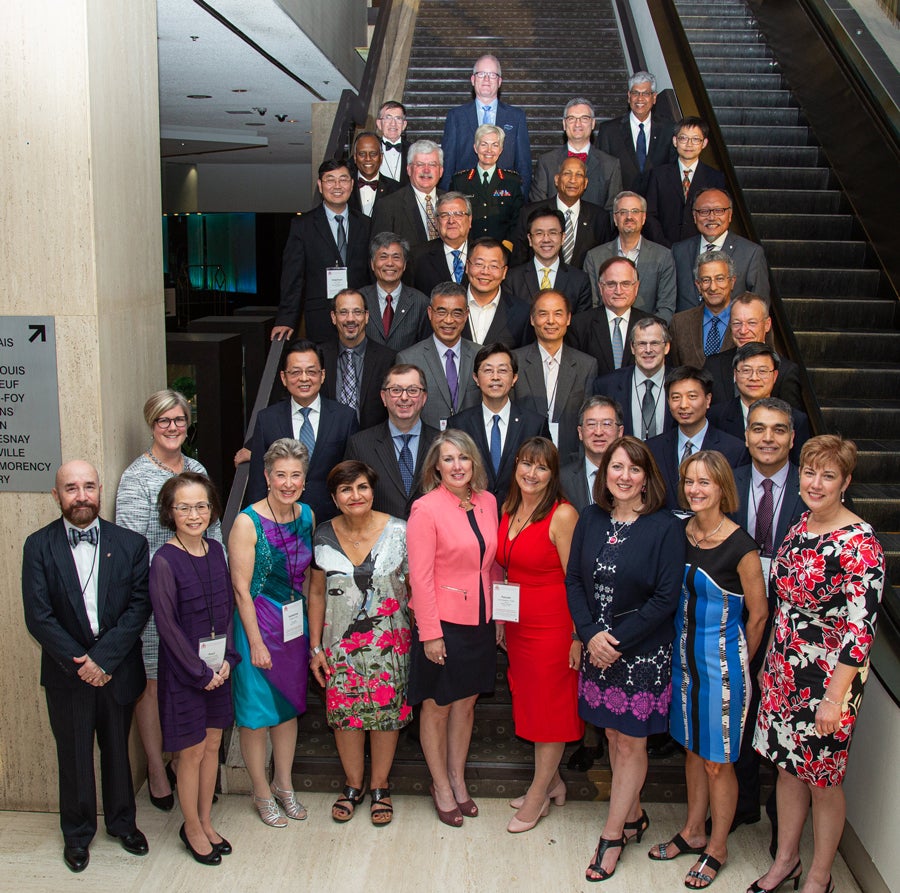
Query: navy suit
708 397 810 465
319 339 396 429
566 307 651 377
247 397 359 520
704 347 804 409
591 366 676 439
530 145 623 211
510 199 612 268
644 161 726 248
596 112 677 196
502 260 593 315
441 99 532 195
410 238 469 297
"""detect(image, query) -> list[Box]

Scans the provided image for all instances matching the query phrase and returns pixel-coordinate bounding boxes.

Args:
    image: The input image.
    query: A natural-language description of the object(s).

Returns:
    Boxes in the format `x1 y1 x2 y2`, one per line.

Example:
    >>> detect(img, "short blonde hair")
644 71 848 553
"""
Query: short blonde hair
474 123 505 147
421 430 488 494
799 435 857 482
143 389 190 429
677 450 739 514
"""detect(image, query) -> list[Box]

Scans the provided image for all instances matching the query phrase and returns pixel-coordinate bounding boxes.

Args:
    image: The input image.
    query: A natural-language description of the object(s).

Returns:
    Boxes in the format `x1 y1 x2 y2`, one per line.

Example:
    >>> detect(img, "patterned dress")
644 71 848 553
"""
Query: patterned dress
312 517 413 731
753 517 884 786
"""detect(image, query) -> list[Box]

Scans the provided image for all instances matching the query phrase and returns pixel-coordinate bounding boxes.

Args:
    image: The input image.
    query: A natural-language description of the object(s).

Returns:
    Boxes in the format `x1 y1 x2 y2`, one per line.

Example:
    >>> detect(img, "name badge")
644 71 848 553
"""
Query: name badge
326 266 348 299
492 582 520 622
283 600 305 642
547 421 560 445
198 636 226 671
760 556 773 585
439 418 448 432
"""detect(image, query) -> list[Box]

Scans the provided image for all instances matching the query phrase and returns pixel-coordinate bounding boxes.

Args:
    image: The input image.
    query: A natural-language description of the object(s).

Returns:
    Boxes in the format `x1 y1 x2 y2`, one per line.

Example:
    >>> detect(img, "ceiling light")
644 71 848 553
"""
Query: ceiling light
231 88 248 93
186 94 211 99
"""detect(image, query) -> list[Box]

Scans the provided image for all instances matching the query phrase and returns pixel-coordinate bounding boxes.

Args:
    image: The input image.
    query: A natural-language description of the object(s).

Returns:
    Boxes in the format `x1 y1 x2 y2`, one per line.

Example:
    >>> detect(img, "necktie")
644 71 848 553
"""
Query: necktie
611 317 624 369
641 380 657 439
540 267 551 289
545 355 559 417
682 440 694 463
705 316 722 355
358 179 377 191
705 242 717 252
490 415 502 474
298 406 316 456
682 168 692 199
69 526 98 547
483 170 490 186
383 140 400 152
382 293 394 337
444 349 459 410
636 123 647 173
339 349 358 410
567 150 588 163
424 194 438 240
756 478 775 556
451 249 464 283
482 105 494 124
398 433 415 495
562 209 575 263
335 214 347 264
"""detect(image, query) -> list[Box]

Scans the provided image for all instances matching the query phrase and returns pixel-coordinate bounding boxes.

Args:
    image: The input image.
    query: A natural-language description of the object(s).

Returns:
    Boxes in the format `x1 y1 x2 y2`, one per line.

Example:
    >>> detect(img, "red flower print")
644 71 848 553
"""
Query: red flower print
376 630 396 650
795 549 826 590
372 683 396 706
345 631 374 652
377 598 400 616
840 537 881 575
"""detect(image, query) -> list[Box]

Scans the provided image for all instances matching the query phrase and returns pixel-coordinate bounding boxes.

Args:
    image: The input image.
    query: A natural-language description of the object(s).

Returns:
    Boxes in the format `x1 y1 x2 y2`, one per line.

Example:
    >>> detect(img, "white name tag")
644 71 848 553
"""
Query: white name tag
198 636 226 671
326 266 348 299
492 582 520 622
283 600 305 642
760 556 773 586
547 421 560 445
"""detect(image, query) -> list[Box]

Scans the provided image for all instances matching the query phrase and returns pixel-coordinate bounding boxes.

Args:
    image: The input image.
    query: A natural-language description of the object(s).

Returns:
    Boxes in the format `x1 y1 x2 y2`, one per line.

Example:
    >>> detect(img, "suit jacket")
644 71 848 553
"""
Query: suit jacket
370 186 445 254
277 204 372 338
347 173 400 217
461 290 531 349
668 304 737 369
344 420 440 519
247 397 359 519
647 424 750 509
596 112 677 195
672 233 771 313
396 337 482 429
451 167 524 243
319 339 396 429
591 365 676 439
360 283 432 353
22 517 151 705
511 199 612 268
379 136 410 186
502 260 592 315
441 99 532 195
708 397 810 464
560 452 594 512
530 144 623 211
704 347 804 409
410 238 469 297
447 401 551 509
566 307 651 376
512 343 598 464
582 237 677 320
644 161 726 248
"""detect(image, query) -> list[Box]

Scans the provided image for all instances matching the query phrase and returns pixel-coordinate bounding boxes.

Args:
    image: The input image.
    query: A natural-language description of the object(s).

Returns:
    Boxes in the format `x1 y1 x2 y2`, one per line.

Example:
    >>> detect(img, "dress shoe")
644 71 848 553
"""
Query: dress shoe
507 797 549 833
179 823 221 866
107 828 149 856
147 770 174 811
704 809 759 836
647 734 681 759
212 836 232 856
63 845 89 873
568 744 600 772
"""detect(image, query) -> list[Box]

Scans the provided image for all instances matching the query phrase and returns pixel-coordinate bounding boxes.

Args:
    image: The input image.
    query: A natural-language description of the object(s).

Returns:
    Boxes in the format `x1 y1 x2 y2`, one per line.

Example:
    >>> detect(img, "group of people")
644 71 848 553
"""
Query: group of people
20 54 885 893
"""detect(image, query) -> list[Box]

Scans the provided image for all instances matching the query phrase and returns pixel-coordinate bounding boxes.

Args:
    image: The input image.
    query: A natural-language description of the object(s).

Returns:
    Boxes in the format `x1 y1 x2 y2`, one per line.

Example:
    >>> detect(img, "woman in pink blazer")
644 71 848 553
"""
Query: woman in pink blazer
407 430 500 827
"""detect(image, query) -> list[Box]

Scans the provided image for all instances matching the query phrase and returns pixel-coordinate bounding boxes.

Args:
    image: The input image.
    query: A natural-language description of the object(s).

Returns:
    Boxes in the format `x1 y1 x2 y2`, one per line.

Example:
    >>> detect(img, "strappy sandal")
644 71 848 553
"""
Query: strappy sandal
271 782 308 820
331 784 365 823
648 832 706 860
624 808 650 844
252 794 287 828
369 788 394 826
685 852 723 889
586 835 626 882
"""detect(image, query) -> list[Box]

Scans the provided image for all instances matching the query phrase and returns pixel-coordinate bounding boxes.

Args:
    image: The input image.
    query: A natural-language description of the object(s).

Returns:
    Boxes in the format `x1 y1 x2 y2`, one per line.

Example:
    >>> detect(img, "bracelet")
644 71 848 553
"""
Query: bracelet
822 695 841 707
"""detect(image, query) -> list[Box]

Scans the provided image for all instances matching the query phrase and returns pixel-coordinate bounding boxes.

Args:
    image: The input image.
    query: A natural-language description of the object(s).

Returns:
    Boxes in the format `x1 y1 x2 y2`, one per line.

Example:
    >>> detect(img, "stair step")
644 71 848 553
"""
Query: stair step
793 330 899 362
743 188 844 213
878 533 900 584
812 366 900 399
404 89 623 106
708 88 794 107
847 485 900 529
820 401 900 438
734 166 832 189
773 267 881 297
753 213 856 241
680 15 760 30
717 106 802 126
852 439 900 481
720 124 811 146
762 239 868 266
698 58 782 75
681 28 765 44
410 32 621 47
691 41 774 59
700 73 786 90
728 145 821 166
782 297 897 329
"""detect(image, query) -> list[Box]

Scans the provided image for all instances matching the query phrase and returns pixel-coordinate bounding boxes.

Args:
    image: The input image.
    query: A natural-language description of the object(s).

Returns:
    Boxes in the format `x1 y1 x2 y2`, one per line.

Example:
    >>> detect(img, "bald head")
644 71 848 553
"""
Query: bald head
53 460 101 528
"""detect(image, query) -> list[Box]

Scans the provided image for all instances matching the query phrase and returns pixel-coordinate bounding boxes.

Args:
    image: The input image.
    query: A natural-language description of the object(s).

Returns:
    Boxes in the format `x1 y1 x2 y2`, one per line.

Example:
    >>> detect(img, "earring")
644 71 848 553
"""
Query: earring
841 490 846 503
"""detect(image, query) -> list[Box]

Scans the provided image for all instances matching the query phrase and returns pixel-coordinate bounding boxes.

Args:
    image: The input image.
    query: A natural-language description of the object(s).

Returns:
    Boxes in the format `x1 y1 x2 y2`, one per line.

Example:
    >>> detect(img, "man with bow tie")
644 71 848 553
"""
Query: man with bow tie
348 131 399 218
376 101 410 186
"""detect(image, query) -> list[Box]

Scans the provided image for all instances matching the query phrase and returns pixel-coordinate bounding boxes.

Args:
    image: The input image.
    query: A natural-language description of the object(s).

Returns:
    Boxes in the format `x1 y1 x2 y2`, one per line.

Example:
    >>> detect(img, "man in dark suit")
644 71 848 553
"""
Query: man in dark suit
592 316 675 440
376 101 411 186
22 460 151 873
583 191 677 320
672 187 770 312
319 289 396 429
596 71 677 196
644 117 726 248
410 192 472 296
512 290 598 464
503 207 592 314
646 366 749 509
274 158 372 342
447 343 550 509
440 54 532 195
246 340 359 519
371 140 444 253
348 131 399 218
344 363 439 518
531 98 623 211
510 156 612 267
567 257 650 376
361 232 431 352
397 282 482 430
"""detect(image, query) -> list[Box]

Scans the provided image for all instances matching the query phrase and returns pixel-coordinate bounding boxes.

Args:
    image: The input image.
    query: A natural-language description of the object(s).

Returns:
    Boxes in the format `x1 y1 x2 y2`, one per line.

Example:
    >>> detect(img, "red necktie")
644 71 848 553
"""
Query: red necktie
568 150 588 163
383 293 394 337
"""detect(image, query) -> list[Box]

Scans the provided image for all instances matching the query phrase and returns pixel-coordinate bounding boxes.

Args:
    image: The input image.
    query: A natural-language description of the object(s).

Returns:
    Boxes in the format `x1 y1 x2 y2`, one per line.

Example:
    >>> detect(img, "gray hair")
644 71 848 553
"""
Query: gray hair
263 437 309 475
578 395 624 427
474 123 505 147
420 429 488 494
143 389 191 429
564 97 596 117
407 139 443 166
628 71 657 92
472 54 502 77
731 291 771 314
694 249 735 280
436 191 473 215
369 231 410 263
630 315 671 345
747 397 794 430
613 190 647 214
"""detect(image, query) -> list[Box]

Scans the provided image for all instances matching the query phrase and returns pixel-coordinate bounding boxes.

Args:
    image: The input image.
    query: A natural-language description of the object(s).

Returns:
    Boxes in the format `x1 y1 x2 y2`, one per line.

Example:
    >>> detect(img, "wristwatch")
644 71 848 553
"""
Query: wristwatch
311 645 323 656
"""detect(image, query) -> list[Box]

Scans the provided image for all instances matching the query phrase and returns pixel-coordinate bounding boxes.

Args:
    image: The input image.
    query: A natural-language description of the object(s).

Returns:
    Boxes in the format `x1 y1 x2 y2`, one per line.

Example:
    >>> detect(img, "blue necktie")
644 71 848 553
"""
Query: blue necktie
636 123 647 173
483 105 494 125
452 249 464 284
705 316 722 355
69 526 98 547
612 317 624 369
490 415 502 474
335 214 347 264
398 433 415 495
298 406 315 456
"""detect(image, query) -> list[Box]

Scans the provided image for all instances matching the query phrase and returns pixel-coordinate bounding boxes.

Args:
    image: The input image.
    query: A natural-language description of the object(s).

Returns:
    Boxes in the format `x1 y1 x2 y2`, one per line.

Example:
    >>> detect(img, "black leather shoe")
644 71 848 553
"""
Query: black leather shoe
647 734 681 759
567 744 599 772
108 828 149 856
63 845 89 873
212 836 232 856
179 823 221 866
704 810 760 836
147 771 175 811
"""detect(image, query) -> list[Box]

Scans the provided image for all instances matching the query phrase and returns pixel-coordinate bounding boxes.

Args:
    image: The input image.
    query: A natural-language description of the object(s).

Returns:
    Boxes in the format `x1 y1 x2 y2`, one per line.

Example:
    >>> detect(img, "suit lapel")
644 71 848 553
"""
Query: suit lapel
373 424 406 498
593 314 614 371
50 521 95 642
619 117 638 168
520 347 548 416
312 206 340 259
497 410 523 484
404 190 426 242
424 341 453 412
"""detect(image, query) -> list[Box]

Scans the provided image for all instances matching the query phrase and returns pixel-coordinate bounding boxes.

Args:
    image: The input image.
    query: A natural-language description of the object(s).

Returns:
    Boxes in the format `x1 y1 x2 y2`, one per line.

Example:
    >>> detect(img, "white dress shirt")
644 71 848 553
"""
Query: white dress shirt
533 256 560 287
631 366 667 440
467 288 501 344
630 112 652 150
482 399 511 455
63 518 101 636
292 395 322 441
412 187 438 234
747 461 791 544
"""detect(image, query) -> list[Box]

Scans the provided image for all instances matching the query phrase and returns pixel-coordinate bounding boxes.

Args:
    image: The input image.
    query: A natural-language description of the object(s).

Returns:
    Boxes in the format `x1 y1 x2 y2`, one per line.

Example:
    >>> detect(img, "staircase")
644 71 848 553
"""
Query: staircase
673 0 900 592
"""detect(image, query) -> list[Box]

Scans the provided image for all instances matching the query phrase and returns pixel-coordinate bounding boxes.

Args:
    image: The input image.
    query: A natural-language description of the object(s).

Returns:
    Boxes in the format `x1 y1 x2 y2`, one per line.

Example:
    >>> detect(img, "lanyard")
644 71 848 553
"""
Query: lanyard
175 535 216 637
266 498 303 601
498 505 539 582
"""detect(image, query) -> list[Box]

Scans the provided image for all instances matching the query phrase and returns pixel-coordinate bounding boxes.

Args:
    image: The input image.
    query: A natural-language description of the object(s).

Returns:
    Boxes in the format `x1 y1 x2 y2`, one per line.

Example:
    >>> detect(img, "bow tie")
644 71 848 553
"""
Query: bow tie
383 141 400 152
69 526 99 547
358 179 378 191
567 150 588 162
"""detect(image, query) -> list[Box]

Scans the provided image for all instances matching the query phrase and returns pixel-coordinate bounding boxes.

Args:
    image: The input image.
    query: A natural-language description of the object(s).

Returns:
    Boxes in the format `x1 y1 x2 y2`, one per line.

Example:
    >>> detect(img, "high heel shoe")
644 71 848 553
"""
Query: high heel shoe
179 823 221 866
746 860 802 893
271 782 308 820
509 779 567 809
252 794 288 828
146 770 174 812
624 808 650 844
507 798 550 833
211 836 232 856
586 835 626 882
429 784 463 828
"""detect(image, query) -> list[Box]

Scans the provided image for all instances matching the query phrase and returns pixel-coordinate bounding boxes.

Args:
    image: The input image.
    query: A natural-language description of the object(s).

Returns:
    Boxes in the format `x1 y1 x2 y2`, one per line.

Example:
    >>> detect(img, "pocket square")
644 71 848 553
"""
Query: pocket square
503 124 513 130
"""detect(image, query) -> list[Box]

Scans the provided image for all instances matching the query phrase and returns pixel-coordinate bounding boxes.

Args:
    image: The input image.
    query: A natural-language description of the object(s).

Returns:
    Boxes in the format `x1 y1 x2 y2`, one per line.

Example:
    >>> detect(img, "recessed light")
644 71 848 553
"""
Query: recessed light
287 119 298 124
231 88 248 93
245 122 265 126
226 110 253 114
186 94 212 99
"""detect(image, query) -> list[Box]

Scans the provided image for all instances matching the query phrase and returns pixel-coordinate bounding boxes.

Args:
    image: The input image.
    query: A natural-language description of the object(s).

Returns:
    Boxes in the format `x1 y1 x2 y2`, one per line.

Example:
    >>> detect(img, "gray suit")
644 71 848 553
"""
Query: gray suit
668 304 737 369
530 145 623 212
360 283 432 353
511 343 597 464
582 238 677 321
397 337 482 430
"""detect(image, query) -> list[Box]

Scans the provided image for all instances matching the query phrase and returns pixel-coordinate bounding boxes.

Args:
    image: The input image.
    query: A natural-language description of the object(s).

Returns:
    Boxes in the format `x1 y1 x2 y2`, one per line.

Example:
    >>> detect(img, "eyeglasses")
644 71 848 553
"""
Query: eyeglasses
600 279 637 290
564 115 593 125
437 210 469 219
730 318 764 330
697 275 732 287
629 89 654 99
736 366 775 379
633 340 665 350
676 135 705 145
378 114 405 123
173 502 211 516
155 416 188 429
473 71 501 81
284 367 323 379
334 308 366 318
581 419 619 430
431 307 467 320
530 227 562 238
468 260 505 273
614 207 644 216
383 385 426 398
321 175 352 186
694 206 731 218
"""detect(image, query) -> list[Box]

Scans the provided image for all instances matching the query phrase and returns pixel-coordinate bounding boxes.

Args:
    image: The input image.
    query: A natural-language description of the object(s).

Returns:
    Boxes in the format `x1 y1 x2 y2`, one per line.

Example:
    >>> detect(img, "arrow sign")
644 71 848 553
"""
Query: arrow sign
28 324 46 343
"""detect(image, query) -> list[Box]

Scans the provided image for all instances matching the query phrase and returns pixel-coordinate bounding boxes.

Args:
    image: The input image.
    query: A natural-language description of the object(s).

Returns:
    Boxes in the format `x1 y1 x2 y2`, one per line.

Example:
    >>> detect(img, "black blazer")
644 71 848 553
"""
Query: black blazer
502 260 593 315
359 283 432 353
410 238 469 296
596 112 677 195
347 173 400 217
319 339 396 429
461 291 531 349
510 199 613 268
22 517 151 704
705 348 804 409
566 307 651 376
644 161 726 248
344 420 440 519
591 365 676 439
447 401 551 509
247 397 360 520
560 453 594 512
708 397 810 464
370 186 445 254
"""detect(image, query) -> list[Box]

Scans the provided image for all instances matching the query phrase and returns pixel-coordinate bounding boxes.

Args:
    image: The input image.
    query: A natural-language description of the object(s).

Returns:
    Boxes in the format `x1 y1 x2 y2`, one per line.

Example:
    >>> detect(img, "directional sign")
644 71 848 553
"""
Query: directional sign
0 316 62 492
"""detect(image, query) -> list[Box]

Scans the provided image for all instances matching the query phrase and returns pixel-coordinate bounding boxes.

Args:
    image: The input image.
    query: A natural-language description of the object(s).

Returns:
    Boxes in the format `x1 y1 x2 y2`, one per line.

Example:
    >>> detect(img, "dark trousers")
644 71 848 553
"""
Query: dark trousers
45 684 137 847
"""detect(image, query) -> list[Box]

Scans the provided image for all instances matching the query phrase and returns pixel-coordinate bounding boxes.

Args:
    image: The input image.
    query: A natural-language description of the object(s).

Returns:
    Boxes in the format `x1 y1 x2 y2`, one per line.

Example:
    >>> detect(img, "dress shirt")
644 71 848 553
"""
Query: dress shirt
631 366 667 439
630 112 651 150
566 142 591 158
481 400 511 453
380 144 403 182
413 187 438 234
478 100 498 126
677 421 709 461
376 283 399 318
477 164 497 182
700 230 729 254
702 304 732 347
606 307 632 352
678 160 695 190
357 180 378 217
747 461 791 542
291 394 322 441
388 418 423 470
323 204 349 259
63 518 100 636
584 456 600 503
335 338 367 403
444 242 467 276
467 289 501 344
533 256 560 286
556 197 581 221
616 236 642 264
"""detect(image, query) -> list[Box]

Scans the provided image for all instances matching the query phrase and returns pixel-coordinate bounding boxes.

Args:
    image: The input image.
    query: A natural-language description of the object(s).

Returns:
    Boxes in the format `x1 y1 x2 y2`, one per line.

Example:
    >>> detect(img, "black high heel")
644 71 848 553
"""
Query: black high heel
586 836 626 882
212 836 232 856
624 809 650 843
746 860 801 893
179 823 221 866
147 770 174 812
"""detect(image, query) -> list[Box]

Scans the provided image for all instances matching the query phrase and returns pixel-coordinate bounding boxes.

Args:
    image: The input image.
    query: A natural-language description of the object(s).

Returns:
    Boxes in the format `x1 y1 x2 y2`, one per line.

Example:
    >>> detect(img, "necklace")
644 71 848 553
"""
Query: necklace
687 516 726 547
146 448 183 475
340 515 376 548
455 486 474 510
607 514 636 545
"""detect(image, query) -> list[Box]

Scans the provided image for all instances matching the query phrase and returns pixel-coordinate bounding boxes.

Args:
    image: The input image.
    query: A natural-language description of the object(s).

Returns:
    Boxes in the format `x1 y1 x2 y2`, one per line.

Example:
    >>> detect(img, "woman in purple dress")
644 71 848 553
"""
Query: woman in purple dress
150 472 239 866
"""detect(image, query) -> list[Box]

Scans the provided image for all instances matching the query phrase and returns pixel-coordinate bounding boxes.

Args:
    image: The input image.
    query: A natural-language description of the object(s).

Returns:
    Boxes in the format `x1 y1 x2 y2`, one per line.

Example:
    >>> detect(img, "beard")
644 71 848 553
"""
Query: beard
63 501 100 527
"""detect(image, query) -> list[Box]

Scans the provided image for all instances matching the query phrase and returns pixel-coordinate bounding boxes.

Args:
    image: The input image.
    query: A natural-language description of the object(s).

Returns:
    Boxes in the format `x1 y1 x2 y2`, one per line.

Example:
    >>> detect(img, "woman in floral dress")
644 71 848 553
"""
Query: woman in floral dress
750 436 884 893
309 461 412 826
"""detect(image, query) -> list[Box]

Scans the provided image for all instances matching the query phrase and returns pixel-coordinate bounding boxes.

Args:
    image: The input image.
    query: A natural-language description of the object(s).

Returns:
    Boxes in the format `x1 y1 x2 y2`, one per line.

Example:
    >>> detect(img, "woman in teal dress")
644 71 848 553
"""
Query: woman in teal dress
229 438 313 828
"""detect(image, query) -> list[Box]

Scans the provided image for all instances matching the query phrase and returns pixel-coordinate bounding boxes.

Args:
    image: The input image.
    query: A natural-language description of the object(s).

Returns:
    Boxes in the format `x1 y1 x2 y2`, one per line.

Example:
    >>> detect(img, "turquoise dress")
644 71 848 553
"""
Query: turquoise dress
232 504 313 729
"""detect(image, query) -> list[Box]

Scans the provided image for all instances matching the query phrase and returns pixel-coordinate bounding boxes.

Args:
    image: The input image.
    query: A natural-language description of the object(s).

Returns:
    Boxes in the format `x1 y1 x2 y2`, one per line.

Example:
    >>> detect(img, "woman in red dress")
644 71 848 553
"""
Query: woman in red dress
498 437 582 833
